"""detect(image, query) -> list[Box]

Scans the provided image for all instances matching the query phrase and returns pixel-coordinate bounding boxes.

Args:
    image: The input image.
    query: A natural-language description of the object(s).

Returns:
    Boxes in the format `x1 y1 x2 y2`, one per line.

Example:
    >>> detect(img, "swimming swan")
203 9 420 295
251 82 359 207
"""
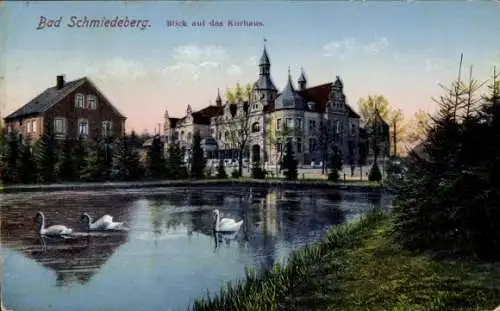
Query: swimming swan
35 211 73 236
80 213 126 231
213 209 243 232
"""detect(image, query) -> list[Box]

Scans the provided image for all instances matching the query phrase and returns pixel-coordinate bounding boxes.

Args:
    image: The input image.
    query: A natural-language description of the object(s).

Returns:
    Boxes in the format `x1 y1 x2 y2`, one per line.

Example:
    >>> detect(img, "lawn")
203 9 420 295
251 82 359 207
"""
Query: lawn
192 210 500 311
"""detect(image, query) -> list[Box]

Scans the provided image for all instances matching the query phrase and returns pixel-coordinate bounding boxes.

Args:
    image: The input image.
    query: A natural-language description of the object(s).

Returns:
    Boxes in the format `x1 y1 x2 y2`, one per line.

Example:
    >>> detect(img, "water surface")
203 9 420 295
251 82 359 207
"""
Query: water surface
1 186 391 311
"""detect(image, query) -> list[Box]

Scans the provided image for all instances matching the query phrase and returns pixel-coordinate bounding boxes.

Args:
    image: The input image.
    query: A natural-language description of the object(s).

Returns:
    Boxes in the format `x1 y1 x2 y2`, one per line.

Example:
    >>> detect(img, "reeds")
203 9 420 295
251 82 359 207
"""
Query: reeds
191 208 387 311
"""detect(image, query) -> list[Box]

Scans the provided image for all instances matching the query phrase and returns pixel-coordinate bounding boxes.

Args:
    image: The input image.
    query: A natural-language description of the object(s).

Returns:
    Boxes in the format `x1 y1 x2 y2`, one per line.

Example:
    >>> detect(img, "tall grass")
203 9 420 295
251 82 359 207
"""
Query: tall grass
191 208 387 311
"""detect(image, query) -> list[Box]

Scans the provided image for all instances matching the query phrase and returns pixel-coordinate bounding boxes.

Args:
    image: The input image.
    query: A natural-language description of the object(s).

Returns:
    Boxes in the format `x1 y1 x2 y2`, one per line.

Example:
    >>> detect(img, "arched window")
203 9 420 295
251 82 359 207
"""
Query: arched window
251 122 260 133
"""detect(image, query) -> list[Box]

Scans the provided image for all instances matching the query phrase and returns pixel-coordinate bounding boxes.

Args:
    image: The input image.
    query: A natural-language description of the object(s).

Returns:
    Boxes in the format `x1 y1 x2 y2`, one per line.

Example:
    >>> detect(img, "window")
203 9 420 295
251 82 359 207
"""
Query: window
296 118 303 130
7 126 12 133
210 128 215 136
53 118 67 134
276 119 281 131
26 121 32 133
251 122 260 133
102 121 113 136
87 95 97 109
187 132 192 141
276 143 282 153
309 138 316 152
217 132 222 140
78 118 89 136
309 120 316 130
75 94 84 109
296 138 302 153
285 118 292 129
224 131 230 141
351 124 356 135
32 120 37 133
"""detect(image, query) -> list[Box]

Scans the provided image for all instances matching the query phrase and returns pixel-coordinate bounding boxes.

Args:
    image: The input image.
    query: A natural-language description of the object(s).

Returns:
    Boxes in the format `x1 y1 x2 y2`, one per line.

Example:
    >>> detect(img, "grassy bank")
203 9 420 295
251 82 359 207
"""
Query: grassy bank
0 178 383 193
193 210 500 311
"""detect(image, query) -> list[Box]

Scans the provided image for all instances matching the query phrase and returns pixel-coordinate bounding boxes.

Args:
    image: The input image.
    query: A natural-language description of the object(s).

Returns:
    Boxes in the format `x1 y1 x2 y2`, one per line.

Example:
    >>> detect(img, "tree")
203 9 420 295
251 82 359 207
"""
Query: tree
406 109 431 145
57 139 78 181
35 131 58 183
216 158 227 179
317 120 336 175
393 59 500 259
166 141 188 179
357 136 369 179
358 95 407 157
2 132 20 184
73 135 88 179
81 137 113 182
328 145 343 181
18 142 37 184
190 131 206 179
226 83 253 177
146 135 167 180
111 135 144 181
282 140 298 180
267 122 295 175
347 140 356 177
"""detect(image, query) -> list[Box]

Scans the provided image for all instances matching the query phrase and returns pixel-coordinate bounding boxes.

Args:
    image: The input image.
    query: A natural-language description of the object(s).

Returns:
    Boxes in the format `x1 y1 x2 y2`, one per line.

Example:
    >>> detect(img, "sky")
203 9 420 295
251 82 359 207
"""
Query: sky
1 1 499 133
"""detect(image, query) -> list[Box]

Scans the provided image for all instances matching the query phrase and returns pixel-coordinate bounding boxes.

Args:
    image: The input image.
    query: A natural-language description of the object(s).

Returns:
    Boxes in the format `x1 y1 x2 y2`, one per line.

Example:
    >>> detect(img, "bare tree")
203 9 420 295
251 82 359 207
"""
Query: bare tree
317 119 340 175
226 83 253 177
266 122 295 175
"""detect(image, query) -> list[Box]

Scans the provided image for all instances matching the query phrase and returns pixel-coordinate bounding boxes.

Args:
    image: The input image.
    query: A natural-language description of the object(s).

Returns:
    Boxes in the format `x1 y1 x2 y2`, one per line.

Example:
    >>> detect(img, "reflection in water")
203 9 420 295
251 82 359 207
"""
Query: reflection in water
2 186 391 311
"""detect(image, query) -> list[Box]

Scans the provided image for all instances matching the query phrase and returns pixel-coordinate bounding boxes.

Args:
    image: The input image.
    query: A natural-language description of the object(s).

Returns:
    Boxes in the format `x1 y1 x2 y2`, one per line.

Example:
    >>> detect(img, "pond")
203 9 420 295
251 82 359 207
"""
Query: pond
1 186 391 311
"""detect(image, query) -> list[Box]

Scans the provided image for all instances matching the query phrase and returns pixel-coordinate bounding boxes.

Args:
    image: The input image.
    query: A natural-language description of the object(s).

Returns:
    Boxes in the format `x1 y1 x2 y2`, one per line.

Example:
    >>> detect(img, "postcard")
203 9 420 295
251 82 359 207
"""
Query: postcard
1 1 499 311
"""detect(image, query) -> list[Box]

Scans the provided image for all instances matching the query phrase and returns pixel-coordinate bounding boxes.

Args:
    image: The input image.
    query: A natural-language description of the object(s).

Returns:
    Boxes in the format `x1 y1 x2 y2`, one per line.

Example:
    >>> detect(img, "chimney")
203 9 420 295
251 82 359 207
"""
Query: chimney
56 75 65 89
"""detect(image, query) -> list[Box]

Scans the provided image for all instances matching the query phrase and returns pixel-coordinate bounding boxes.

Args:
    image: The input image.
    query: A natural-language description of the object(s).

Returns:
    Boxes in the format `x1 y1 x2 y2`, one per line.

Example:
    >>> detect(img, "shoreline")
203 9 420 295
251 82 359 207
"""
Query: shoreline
192 210 500 311
0 179 385 194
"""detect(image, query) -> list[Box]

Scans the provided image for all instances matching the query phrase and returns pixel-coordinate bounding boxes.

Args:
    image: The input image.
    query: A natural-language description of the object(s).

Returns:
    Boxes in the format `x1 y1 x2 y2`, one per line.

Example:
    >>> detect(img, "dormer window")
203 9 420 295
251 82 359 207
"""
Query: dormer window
87 95 98 109
75 94 84 109
307 102 315 111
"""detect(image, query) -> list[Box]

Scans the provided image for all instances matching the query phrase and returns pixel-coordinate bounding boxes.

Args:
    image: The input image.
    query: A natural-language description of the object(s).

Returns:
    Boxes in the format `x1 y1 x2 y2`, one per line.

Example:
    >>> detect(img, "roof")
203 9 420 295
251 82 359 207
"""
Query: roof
174 105 223 126
253 75 278 91
4 77 126 121
298 69 307 83
274 74 306 110
259 47 270 66
266 82 360 118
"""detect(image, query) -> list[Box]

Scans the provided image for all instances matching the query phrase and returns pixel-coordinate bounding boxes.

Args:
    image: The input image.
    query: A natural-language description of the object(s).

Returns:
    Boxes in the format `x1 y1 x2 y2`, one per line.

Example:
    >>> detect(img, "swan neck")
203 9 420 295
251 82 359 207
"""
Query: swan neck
38 214 45 234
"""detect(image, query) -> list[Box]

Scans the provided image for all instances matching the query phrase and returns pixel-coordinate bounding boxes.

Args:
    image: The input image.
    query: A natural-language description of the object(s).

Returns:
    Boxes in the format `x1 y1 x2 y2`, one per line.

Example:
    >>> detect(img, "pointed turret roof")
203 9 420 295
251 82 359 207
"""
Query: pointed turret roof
259 45 270 66
215 88 222 105
298 68 307 83
274 67 306 110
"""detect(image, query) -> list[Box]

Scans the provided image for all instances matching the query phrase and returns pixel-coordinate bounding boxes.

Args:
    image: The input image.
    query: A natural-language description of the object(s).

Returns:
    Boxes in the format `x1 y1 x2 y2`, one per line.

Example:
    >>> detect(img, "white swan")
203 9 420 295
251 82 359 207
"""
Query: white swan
80 213 125 231
213 209 243 232
35 211 73 236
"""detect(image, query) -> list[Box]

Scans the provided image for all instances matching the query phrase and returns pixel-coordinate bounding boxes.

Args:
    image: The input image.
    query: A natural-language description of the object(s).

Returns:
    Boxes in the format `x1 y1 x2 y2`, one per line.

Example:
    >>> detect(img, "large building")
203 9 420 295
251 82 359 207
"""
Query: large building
4 75 126 142
163 45 364 165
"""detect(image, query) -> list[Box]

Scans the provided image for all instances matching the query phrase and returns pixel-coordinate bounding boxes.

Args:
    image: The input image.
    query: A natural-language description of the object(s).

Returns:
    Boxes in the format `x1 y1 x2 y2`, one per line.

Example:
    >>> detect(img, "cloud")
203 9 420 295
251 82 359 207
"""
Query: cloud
226 64 243 76
322 37 389 59
161 44 230 81
86 57 146 81
364 37 389 54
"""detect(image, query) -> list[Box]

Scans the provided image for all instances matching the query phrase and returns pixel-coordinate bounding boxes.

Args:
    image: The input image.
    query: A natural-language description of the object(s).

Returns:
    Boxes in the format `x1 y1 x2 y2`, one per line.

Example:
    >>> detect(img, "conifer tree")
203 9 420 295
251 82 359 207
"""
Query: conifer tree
111 135 144 181
73 135 88 180
36 131 58 183
2 132 20 184
328 145 343 181
146 135 167 180
190 132 206 179
57 138 78 181
216 158 228 179
18 141 37 184
165 141 187 179
282 140 298 180
81 137 113 182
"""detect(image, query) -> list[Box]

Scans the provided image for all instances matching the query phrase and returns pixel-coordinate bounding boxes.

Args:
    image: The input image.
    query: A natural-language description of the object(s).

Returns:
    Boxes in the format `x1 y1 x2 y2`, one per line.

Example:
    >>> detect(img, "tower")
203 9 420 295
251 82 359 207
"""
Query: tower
253 38 278 105
297 67 307 91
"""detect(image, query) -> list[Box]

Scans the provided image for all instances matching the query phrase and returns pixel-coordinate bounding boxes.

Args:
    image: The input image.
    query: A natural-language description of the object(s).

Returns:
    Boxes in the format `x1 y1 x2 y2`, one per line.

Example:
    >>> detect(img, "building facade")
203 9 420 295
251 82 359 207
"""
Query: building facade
4 75 126 143
163 45 362 165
